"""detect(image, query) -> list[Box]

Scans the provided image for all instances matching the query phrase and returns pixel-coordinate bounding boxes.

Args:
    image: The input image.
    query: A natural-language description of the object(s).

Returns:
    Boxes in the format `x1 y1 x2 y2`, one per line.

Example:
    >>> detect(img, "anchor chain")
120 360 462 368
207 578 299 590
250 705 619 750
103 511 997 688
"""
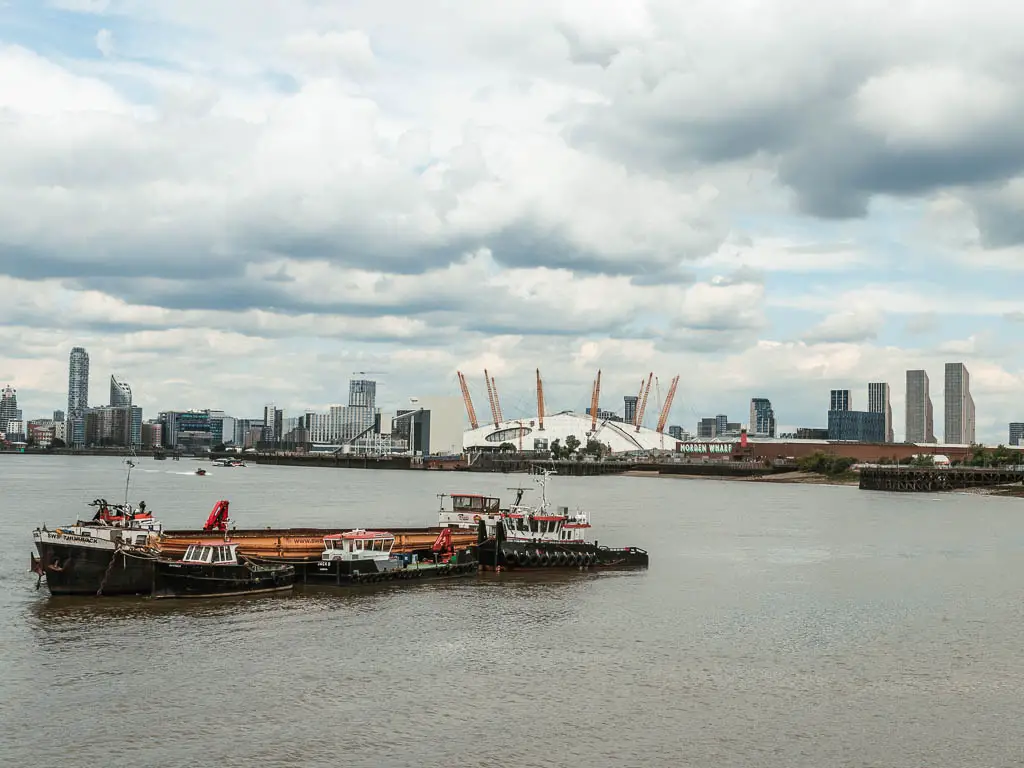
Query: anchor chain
96 542 122 597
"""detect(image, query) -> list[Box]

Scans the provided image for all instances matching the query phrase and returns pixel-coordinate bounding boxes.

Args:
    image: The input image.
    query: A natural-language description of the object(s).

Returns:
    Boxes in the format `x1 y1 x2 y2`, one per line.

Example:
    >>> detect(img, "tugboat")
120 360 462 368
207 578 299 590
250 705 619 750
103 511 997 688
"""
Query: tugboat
298 528 477 586
468 471 649 571
31 498 163 595
151 540 295 599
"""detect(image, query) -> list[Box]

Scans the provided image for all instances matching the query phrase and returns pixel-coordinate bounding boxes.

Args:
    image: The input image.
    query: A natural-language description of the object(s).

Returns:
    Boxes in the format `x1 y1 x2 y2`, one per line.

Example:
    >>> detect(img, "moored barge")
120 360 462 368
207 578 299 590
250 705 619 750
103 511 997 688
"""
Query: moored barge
31 499 163 596
152 540 295 599
448 471 649 571
297 528 477 586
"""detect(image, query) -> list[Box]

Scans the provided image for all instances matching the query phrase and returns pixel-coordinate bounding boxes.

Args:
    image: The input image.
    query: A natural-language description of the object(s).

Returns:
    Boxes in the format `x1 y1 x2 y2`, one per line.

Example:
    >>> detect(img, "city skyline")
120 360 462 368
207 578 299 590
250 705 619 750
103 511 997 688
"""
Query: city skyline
3 346 1020 446
1 7 1023 445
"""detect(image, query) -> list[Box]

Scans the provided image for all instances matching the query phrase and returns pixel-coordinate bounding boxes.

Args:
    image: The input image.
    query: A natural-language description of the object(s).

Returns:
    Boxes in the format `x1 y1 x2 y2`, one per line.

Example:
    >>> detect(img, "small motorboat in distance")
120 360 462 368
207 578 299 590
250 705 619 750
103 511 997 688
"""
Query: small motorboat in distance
196 468 207 476
151 540 295 599
212 458 246 468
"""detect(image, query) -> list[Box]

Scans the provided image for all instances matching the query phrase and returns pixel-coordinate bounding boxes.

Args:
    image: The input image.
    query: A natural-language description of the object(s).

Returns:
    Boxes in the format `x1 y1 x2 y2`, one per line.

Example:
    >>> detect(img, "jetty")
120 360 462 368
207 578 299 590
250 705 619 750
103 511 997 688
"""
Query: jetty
859 466 1024 492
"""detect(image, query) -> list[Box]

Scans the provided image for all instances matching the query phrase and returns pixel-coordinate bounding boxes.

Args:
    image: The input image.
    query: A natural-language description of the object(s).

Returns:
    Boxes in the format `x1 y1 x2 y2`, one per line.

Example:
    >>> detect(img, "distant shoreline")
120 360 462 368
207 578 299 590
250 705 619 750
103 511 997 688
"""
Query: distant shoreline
622 469 858 487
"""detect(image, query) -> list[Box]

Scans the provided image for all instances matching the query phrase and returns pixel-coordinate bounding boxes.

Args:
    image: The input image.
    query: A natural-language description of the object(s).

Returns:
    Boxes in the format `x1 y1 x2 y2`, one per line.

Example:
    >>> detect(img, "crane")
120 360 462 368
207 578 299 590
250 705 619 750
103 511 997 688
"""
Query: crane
635 372 654 433
491 374 504 423
634 379 645 426
536 368 545 431
484 368 500 427
457 371 479 430
656 375 680 434
589 369 602 432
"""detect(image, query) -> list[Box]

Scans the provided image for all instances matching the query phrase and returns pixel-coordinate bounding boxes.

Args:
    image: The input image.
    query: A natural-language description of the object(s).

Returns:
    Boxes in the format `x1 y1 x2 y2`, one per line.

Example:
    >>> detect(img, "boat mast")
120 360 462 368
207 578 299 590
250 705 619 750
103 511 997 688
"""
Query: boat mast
123 447 137 507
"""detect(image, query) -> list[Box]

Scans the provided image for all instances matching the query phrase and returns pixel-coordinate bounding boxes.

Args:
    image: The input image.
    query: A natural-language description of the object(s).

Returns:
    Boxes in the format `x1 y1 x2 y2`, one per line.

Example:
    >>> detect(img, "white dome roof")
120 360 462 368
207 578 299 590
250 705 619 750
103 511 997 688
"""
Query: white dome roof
463 411 678 454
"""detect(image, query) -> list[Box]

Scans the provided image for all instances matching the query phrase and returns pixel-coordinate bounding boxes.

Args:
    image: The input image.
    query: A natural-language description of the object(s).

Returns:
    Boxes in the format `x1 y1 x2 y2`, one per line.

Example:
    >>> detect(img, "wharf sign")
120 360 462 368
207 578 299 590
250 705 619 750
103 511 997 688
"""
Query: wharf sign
674 442 737 455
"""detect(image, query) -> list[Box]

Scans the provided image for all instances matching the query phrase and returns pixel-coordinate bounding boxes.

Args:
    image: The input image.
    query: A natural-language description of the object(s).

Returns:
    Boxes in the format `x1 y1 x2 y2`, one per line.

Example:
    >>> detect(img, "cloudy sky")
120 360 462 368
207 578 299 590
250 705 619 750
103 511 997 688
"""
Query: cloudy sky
1 0 1022 442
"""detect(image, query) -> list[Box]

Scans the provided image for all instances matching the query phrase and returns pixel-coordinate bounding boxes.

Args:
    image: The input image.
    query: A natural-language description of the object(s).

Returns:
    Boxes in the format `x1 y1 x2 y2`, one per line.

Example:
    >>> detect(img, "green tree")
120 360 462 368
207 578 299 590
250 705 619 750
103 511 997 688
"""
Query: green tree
796 452 857 476
564 434 580 457
50 438 66 449
584 439 605 459
212 442 226 453
549 438 562 460
498 441 516 453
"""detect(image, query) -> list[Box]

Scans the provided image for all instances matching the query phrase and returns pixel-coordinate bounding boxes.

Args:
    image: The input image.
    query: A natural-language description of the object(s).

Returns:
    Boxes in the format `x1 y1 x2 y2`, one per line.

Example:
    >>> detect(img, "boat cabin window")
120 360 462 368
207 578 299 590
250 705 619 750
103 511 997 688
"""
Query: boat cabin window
453 495 500 512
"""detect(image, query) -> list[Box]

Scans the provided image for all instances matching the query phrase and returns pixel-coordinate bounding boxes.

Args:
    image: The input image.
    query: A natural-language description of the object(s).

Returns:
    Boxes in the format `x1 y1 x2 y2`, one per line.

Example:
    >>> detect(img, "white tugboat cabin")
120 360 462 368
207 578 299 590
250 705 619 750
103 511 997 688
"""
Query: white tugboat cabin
321 530 397 563
437 493 503 531
180 541 241 565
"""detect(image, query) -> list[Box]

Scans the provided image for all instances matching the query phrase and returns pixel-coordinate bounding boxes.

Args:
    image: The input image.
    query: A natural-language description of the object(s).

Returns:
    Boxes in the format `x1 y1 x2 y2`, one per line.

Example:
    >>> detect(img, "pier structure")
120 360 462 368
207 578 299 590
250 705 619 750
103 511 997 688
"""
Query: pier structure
859 466 1024 492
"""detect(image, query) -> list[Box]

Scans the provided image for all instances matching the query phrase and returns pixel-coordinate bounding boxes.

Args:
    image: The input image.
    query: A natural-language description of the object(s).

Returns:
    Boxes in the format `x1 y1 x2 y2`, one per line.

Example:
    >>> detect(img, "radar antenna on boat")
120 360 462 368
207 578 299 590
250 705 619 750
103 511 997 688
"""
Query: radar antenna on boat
122 447 138 506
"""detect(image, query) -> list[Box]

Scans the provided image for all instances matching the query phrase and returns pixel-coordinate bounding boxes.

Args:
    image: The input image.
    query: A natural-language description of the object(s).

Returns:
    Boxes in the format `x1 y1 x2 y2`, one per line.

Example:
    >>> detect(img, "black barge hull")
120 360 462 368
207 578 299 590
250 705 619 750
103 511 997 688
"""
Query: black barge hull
32 542 155 596
151 562 295 599
478 540 649 571
297 556 478 586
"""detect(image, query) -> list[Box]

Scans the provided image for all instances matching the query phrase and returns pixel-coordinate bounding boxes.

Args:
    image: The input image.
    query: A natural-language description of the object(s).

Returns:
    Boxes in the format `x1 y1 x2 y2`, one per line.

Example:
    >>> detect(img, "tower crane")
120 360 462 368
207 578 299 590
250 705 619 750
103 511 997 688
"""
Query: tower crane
589 369 602 432
635 372 654 433
457 371 479 430
484 369 501 427
656 375 680 434
536 369 545 431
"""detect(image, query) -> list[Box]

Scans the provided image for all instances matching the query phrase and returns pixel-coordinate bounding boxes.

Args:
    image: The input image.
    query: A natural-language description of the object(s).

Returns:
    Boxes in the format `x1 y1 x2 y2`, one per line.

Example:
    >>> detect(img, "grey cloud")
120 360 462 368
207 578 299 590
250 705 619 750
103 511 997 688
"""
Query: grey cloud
657 328 756 354
628 268 696 287
565 38 1024 232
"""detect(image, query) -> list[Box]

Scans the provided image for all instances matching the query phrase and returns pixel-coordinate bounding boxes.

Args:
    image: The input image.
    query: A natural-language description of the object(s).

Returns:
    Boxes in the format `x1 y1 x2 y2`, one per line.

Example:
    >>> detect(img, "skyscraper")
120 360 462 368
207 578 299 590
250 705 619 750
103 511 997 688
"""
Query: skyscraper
749 398 776 437
1010 423 1024 447
944 362 975 444
867 382 894 443
67 347 90 447
0 386 20 436
623 396 638 425
830 390 851 412
109 375 132 407
905 370 935 443
715 414 728 435
349 379 377 410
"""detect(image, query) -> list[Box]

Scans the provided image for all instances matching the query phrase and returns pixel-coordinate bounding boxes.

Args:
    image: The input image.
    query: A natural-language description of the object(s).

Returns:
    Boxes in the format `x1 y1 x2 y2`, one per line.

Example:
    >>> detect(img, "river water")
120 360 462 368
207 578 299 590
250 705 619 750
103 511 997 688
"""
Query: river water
2 455 1023 767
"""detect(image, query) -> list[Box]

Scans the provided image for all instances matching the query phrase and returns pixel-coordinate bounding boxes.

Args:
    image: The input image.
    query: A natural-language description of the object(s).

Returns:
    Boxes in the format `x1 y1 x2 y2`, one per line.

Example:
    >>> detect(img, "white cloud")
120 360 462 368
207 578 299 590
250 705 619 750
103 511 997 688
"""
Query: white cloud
803 310 883 344
95 28 114 58
2 0 1024 443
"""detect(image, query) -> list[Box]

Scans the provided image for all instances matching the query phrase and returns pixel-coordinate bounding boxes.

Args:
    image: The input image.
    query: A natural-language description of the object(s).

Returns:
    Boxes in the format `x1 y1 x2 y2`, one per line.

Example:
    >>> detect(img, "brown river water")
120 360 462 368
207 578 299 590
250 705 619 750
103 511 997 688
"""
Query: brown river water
2 455 1024 767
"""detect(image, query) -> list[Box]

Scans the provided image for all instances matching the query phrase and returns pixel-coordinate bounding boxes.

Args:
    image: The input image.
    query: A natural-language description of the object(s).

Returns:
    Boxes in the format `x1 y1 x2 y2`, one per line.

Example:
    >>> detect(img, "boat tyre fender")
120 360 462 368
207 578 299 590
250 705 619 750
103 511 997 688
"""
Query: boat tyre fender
528 553 539 567
538 551 549 566
515 550 527 566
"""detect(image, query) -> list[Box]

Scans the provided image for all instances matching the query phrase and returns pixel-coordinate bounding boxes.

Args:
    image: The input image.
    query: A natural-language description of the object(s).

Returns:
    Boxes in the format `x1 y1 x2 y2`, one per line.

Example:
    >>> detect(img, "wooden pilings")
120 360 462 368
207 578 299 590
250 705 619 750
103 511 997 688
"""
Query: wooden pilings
859 466 1024 492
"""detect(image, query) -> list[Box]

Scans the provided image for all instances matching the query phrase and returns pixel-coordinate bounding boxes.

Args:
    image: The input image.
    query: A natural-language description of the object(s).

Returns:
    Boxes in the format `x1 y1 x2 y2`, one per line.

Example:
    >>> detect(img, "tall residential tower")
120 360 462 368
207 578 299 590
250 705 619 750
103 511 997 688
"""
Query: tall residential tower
109 375 132 407
749 398 776 437
830 389 851 411
944 362 975 444
67 347 90 447
867 382 894 443
905 370 935 443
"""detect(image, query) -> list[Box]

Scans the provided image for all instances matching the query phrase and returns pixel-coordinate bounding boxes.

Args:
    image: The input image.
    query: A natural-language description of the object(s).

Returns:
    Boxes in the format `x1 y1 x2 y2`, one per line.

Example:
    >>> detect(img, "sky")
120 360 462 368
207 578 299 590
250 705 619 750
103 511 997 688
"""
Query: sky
1 0 1022 443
